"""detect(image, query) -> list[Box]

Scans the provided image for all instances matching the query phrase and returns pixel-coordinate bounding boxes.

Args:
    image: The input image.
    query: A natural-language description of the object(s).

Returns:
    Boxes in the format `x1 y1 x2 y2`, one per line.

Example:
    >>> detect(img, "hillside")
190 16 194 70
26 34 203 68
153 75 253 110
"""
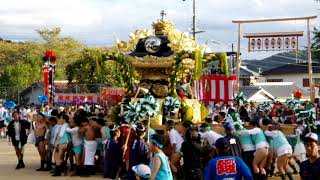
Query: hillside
242 50 308 73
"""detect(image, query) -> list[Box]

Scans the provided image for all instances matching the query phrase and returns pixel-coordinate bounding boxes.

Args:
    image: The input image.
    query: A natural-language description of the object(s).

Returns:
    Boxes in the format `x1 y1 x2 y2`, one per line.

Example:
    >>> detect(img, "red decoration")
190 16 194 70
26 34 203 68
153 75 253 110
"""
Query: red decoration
42 66 49 100
80 96 85 102
294 90 302 99
87 96 93 102
65 96 71 102
45 50 54 58
51 56 57 62
195 75 237 103
216 158 237 175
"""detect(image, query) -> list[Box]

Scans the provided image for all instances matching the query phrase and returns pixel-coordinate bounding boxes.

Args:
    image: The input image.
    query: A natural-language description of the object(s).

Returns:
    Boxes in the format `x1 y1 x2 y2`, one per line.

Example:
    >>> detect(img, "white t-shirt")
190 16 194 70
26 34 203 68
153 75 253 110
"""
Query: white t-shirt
200 130 223 148
169 128 184 152
66 126 82 146
14 121 20 141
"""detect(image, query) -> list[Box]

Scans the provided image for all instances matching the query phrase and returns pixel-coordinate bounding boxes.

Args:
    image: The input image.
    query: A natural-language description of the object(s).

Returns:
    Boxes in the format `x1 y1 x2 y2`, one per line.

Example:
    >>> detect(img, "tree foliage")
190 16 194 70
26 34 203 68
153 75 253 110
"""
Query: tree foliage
0 27 84 88
312 27 320 62
66 48 124 88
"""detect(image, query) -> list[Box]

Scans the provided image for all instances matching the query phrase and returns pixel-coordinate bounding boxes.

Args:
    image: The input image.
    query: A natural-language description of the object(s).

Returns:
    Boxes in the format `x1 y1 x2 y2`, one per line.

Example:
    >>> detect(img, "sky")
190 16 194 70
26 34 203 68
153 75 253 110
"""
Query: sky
0 0 319 60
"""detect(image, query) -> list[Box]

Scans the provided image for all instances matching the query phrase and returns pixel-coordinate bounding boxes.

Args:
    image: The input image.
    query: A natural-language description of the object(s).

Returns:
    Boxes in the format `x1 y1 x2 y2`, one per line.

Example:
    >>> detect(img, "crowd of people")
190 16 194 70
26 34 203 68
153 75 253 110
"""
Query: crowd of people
0 99 319 180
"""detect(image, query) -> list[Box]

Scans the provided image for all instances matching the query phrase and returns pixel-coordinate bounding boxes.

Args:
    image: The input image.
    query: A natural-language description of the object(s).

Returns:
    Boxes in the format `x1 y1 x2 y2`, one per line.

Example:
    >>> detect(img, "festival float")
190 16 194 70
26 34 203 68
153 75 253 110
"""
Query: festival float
102 14 235 133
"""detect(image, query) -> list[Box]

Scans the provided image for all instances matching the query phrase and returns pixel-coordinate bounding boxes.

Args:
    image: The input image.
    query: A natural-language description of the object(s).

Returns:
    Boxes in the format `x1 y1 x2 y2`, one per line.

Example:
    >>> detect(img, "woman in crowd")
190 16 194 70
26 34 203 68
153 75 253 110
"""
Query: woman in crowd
149 134 173 180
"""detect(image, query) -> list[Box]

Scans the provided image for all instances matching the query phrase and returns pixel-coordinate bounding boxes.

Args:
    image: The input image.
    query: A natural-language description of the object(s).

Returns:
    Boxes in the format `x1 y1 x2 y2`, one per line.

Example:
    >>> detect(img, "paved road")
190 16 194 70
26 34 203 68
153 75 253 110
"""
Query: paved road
0 138 300 180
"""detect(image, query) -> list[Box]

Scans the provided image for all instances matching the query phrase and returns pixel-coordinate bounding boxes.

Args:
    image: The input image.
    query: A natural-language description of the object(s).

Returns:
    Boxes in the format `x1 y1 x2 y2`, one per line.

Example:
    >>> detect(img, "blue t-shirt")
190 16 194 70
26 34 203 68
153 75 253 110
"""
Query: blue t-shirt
205 156 253 180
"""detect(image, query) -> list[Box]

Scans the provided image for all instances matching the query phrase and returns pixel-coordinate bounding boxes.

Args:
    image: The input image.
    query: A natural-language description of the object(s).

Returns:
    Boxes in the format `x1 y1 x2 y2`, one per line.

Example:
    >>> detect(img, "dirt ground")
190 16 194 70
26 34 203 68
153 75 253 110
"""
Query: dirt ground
0 138 300 180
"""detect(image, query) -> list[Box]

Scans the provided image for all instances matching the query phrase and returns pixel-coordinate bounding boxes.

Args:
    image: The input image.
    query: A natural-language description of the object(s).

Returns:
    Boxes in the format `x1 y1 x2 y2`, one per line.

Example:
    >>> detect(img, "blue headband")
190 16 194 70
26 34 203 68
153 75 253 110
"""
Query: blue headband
151 139 164 148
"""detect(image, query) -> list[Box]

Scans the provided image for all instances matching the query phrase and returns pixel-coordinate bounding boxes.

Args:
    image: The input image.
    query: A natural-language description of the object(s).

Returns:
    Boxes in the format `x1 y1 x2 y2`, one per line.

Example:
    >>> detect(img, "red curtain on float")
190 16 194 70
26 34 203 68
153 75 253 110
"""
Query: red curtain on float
194 75 237 103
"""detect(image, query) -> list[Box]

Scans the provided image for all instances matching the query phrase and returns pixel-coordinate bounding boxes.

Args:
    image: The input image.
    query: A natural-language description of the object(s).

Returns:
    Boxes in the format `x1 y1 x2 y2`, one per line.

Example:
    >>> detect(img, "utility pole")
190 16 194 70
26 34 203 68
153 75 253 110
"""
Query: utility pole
183 0 204 41
192 0 196 40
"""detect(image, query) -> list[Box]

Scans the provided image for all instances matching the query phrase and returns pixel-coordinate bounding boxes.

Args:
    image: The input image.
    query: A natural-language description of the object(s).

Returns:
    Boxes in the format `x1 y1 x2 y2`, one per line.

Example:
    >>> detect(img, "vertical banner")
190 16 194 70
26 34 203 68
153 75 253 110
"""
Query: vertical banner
49 64 55 105
42 65 49 103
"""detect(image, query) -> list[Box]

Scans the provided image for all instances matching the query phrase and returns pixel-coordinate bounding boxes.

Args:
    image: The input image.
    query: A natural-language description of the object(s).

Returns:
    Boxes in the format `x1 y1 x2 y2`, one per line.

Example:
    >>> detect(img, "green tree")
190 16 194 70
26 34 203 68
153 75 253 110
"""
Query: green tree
36 27 84 80
312 27 320 62
66 48 124 91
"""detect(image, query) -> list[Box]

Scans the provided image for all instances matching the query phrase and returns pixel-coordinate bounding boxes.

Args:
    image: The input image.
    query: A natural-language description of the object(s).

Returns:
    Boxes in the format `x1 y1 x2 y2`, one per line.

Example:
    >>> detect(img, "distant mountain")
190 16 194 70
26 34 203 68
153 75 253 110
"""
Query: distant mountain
242 50 308 73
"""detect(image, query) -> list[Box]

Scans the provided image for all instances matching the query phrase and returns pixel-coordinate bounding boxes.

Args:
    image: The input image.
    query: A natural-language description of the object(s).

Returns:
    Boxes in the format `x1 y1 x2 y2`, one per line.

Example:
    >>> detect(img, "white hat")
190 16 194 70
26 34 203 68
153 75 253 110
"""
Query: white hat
305 133 318 143
132 164 151 179
78 106 84 109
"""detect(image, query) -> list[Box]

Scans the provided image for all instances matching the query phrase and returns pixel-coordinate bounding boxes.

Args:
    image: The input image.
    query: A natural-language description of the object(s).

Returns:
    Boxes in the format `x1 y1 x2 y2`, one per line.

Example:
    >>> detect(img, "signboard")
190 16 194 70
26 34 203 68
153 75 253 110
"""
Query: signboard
55 93 99 105
244 31 303 52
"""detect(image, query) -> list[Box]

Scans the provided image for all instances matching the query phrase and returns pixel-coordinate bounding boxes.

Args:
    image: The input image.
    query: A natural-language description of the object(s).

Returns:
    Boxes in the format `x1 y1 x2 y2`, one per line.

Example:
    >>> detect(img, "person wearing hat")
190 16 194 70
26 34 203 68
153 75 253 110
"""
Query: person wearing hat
149 134 173 180
104 124 123 179
300 133 320 179
199 122 223 149
224 122 242 158
166 120 183 176
132 164 151 180
128 123 149 180
205 137 253 180
263 119 294 180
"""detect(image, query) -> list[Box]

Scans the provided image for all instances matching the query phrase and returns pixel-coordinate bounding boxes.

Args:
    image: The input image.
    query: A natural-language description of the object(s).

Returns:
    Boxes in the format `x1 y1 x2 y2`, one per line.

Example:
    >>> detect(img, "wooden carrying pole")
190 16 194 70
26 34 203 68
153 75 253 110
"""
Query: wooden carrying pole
232 15 317 101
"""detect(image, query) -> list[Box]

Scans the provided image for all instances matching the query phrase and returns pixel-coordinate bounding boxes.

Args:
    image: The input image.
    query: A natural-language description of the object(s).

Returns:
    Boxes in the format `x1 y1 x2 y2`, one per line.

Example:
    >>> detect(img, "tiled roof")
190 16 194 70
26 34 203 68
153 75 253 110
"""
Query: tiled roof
262 63 320 75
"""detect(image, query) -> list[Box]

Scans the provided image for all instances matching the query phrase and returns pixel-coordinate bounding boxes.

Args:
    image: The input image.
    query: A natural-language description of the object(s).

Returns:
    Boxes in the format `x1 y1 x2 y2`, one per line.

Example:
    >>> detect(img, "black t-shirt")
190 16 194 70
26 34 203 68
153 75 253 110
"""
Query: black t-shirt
300 157 320 180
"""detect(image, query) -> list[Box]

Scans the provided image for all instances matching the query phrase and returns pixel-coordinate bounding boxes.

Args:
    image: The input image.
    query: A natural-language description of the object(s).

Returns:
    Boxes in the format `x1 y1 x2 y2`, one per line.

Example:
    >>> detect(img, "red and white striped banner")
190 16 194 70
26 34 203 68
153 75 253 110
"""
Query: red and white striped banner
194 75 237 103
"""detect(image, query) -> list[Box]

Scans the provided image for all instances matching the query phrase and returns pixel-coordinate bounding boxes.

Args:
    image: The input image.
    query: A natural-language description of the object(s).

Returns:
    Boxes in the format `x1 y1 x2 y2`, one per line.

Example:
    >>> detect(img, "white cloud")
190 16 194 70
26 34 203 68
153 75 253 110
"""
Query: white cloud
0 0 319 59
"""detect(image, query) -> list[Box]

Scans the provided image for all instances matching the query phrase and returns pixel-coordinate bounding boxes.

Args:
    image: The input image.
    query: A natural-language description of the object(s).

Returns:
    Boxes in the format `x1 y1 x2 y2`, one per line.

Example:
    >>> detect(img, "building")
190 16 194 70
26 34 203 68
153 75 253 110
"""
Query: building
261 63 320 96
239 66 260 86
240 86 274 103
253 82 309 102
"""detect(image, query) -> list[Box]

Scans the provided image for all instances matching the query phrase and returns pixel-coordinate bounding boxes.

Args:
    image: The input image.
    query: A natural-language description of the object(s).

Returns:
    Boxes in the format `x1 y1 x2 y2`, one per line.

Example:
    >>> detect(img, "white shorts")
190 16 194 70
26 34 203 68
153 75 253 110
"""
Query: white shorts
84 140 97 166
276 144 292 157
